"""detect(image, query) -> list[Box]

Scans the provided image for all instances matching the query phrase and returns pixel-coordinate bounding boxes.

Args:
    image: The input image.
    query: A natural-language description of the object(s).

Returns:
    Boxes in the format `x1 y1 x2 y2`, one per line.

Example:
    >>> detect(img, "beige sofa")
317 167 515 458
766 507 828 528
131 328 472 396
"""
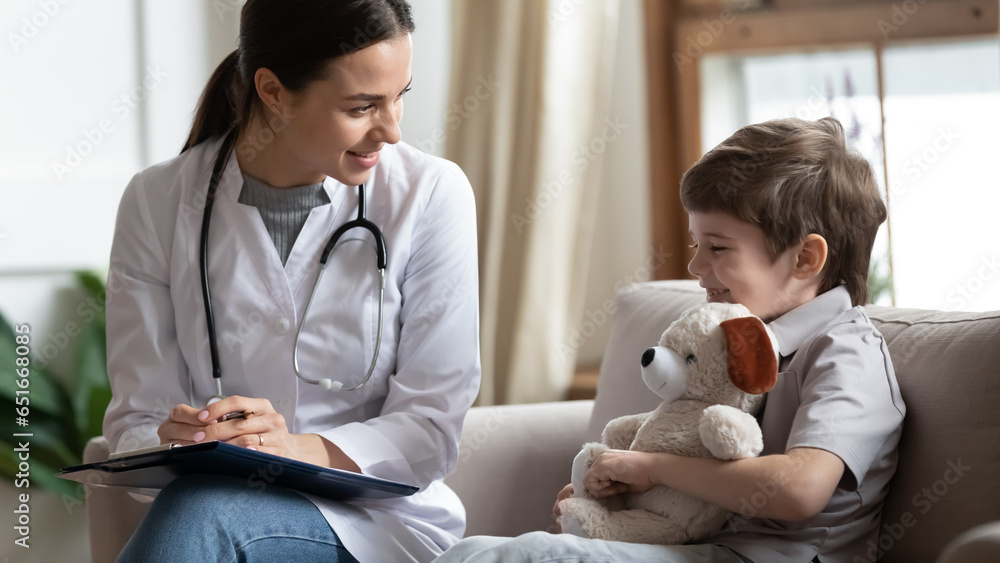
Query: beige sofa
85 280 1000 562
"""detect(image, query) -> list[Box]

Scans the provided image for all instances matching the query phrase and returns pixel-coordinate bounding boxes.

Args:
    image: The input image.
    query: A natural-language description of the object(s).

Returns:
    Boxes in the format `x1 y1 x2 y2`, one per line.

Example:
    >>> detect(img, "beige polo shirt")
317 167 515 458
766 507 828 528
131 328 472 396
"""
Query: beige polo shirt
708 286 906 563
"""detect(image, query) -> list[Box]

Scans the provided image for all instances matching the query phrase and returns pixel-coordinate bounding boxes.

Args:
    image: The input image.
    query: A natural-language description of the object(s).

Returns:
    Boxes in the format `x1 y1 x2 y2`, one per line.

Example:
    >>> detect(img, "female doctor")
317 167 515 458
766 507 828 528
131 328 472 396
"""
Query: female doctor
103 1 480 561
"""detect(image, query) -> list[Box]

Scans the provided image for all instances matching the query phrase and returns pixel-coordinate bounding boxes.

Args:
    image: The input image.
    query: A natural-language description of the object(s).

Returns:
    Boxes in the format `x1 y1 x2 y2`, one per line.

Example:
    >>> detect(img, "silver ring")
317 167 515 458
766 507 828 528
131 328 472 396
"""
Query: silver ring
257 433 264 447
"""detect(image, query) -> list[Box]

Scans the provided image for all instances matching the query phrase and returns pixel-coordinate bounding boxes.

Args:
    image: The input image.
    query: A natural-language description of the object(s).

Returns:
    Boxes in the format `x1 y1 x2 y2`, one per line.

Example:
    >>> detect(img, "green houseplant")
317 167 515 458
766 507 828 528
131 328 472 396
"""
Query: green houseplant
0 271 112 501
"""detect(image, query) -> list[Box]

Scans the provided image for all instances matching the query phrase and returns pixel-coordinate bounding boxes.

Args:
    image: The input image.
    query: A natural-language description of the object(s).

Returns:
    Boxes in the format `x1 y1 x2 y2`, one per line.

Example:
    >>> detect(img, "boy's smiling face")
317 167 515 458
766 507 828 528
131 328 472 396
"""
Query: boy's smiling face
687 211 823 322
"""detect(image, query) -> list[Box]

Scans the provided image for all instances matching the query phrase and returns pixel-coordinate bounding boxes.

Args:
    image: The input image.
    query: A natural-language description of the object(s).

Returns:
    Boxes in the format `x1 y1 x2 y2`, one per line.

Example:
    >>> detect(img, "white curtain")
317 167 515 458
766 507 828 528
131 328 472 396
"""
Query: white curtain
447 0 621 404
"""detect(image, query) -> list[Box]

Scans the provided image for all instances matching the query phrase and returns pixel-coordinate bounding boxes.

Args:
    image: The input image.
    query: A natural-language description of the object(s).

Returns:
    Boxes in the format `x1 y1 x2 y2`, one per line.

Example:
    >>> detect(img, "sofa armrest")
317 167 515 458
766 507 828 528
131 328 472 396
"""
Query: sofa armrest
84 436 152 563
936 521 1000 563
445 400 594 538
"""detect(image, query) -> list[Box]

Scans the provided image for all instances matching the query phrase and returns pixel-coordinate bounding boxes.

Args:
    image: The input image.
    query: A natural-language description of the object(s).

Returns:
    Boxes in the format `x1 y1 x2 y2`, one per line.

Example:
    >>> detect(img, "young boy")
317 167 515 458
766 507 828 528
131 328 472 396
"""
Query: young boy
435 117 905 562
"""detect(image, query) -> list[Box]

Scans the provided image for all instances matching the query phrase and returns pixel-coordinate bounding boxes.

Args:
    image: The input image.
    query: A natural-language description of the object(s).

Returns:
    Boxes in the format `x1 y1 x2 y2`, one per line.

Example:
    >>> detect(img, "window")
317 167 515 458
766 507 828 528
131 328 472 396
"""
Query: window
882 40 1000 311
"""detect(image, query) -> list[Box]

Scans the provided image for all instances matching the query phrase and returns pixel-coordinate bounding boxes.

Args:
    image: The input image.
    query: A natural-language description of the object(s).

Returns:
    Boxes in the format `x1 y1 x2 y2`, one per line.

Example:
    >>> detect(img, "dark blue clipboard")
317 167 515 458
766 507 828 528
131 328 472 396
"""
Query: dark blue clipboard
57 441 418 500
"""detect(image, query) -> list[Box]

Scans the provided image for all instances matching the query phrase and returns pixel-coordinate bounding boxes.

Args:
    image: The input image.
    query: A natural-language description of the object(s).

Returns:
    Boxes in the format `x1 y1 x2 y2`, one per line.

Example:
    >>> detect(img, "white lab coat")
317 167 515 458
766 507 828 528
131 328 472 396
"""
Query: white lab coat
102 134 481 562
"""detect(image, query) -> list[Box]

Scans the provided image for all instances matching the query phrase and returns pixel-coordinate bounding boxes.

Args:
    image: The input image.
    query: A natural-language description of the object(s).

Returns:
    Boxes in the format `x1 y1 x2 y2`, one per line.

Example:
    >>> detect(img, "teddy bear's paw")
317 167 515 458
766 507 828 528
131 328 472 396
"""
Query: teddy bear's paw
601 413 650 450
557 498 597 538
581 442 609 465
699 405 763 460
570 443 608 497
559 511 587 538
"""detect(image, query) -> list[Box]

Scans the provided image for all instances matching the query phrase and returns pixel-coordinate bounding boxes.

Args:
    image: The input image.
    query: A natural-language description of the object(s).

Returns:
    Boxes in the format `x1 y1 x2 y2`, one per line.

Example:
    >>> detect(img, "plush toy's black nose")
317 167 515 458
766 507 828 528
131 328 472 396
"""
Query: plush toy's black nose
641 348 656 368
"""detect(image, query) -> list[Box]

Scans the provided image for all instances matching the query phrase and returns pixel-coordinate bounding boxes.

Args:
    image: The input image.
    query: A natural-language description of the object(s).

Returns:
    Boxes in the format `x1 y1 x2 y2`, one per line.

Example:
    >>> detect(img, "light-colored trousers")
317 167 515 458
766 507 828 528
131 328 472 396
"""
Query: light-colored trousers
433 531 750 562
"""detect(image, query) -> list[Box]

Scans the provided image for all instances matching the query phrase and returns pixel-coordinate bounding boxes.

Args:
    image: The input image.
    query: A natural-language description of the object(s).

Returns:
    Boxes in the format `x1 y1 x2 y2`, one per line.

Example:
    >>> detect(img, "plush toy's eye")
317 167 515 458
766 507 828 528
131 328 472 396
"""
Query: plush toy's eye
686 354 696 365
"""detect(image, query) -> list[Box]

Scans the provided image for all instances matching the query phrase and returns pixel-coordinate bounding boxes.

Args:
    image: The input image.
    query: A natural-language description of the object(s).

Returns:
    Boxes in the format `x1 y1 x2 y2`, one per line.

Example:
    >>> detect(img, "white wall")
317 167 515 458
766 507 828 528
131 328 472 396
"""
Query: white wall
402 0 453 155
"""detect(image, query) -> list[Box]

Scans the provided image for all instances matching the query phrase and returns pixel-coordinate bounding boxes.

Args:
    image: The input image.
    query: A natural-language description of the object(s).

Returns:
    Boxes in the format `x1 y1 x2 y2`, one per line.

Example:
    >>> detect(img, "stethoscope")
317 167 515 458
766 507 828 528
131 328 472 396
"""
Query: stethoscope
201 128 387 402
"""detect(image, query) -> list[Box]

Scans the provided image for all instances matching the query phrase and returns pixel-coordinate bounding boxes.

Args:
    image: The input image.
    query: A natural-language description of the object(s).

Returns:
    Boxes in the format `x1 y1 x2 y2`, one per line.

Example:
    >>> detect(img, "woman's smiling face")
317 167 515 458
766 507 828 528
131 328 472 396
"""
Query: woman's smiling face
259 35 413 187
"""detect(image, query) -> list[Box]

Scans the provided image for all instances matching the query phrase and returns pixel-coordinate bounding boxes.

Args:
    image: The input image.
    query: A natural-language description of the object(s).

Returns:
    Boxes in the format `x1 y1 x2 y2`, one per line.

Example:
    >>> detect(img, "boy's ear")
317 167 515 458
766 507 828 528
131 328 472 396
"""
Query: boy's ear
792 234 828 280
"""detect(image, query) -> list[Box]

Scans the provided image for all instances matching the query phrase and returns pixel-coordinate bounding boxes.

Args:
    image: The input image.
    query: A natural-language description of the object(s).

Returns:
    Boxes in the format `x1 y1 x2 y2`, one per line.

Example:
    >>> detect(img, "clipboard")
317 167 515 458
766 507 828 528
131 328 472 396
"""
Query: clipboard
58 441 418 500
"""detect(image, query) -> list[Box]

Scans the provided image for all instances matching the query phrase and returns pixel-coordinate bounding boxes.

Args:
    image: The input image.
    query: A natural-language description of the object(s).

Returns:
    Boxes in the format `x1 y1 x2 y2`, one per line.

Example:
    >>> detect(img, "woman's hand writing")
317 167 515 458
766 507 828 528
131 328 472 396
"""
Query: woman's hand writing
156 396 360 472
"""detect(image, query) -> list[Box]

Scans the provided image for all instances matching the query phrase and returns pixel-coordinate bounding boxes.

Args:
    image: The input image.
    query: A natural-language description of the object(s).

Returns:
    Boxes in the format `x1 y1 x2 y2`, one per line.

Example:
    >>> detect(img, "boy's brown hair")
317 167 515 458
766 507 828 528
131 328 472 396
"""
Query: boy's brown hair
680 117 886 306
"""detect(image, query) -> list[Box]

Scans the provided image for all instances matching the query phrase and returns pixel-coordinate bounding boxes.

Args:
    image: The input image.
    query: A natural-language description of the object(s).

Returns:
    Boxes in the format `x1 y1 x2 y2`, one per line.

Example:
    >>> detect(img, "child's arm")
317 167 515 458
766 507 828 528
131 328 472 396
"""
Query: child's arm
584 446 844 522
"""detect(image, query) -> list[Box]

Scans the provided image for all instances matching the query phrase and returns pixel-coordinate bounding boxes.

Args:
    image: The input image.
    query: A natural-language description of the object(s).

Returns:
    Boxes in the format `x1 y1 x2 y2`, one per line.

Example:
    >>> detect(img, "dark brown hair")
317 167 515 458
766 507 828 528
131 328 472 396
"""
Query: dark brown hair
680 117 887 306
182 0 414 152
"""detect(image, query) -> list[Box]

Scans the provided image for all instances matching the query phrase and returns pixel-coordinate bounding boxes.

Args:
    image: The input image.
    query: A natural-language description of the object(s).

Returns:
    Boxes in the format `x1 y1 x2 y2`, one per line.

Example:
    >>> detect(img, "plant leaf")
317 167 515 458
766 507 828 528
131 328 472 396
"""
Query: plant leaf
75 270 108 327
73 321 110 441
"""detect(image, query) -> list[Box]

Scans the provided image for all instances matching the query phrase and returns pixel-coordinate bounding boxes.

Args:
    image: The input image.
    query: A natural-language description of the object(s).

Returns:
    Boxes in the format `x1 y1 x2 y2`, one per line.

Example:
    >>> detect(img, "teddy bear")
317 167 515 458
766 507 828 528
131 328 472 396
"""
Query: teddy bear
557 302 780 545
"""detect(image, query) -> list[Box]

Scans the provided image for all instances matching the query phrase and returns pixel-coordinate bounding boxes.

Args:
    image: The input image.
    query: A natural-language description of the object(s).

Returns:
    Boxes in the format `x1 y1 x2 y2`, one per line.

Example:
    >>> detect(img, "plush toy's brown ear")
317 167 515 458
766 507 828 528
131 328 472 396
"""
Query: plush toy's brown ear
720 317 777 395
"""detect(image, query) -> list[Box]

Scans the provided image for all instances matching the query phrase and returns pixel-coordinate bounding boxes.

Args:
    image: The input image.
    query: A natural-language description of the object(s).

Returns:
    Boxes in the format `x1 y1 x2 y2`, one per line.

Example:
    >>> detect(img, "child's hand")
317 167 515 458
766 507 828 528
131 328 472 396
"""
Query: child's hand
584 449 658 498
552 483 574 520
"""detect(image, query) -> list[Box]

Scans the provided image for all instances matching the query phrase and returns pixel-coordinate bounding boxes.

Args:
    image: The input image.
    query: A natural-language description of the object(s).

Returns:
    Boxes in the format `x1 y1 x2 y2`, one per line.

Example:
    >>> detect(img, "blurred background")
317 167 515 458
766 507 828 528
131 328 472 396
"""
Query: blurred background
0 1 997 560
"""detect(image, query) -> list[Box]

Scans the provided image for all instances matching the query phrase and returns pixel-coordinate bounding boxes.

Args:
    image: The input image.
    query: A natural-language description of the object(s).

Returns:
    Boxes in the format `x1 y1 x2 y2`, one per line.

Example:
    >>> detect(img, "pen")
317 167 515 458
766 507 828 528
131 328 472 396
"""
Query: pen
222 410 254 421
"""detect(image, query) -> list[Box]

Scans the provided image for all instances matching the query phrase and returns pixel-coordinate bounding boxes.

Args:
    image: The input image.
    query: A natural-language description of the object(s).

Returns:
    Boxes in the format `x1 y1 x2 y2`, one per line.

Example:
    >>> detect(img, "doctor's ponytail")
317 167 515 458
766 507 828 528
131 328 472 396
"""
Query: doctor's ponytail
181 0 415 154
182 50 240 153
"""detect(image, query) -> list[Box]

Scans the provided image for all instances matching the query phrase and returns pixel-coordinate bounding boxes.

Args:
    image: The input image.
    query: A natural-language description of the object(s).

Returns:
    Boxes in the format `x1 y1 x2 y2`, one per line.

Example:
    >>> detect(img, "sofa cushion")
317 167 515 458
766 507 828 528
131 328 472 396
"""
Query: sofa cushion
866 306 1000 562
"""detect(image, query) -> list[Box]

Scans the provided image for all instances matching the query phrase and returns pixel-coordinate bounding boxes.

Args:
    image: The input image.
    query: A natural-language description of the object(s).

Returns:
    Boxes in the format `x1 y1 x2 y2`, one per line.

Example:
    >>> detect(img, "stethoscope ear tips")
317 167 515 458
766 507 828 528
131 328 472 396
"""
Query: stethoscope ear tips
319 379 343 391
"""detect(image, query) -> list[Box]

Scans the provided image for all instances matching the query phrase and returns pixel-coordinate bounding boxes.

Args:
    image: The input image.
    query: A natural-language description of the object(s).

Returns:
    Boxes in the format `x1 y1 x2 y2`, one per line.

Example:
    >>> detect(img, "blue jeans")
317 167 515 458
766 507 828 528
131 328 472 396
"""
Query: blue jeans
117 474 359 563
